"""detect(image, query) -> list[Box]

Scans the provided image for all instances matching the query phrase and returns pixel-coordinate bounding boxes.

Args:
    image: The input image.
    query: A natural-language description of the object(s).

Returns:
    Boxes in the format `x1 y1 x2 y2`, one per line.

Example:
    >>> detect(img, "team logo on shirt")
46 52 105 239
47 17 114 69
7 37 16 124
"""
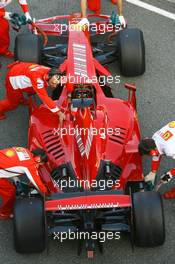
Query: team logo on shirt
168 121 175 128
37 78 44 89
161 131 173 141
15 148 30 161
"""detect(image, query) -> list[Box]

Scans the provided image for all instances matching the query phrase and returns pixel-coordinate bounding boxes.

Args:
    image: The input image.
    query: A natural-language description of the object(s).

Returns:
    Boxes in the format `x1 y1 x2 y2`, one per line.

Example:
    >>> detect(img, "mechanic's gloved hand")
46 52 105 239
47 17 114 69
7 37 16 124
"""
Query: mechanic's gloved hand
119 15 126 28
4 12 12 20
110 10 120 26
161 172 173 183
156 172 173 191
77 17 90 27
145 171 156 184
25 12 32 22
13 177 20 186
145 181 154 191
10 13 27 31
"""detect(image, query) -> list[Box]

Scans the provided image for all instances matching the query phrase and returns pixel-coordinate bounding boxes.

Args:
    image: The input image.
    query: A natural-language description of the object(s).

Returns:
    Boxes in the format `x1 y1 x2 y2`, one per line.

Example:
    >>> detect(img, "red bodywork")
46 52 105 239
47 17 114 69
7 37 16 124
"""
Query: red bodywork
28 15 143 210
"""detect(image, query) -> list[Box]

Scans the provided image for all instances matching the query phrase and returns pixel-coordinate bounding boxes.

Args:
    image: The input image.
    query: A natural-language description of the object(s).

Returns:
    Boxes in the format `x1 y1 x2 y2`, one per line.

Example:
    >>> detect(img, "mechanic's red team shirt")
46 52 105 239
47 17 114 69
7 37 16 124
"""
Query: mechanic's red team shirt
152 121 175 158
8 62 60 113
0 0 29 18
0 147 47 193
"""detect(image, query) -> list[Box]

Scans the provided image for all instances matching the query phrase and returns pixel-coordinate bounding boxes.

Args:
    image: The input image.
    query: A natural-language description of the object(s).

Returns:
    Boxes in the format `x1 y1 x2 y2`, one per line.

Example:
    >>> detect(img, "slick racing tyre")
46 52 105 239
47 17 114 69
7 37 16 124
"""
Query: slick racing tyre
132 191 165 247
13 197 46 253
116 28 145 77
14 33 43 63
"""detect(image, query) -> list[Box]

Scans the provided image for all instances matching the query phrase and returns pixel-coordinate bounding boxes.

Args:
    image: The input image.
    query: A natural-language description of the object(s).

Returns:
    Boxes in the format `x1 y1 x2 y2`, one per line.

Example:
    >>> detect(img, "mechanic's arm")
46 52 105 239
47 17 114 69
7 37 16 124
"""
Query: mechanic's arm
144 152 162 183
0 9 11 20
116 0 126 27
81 0 87 17
0 10 5 18
29 71 60 113
31 75 65 124
34 85 60 114
117 0 123 16
138 139 161 184
18 0 32 21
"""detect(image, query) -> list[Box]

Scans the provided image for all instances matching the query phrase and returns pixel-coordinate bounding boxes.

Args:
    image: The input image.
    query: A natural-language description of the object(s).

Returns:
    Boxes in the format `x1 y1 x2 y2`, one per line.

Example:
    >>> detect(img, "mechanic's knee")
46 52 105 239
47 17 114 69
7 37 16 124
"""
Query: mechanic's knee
0 100 19 111
0 187 16 216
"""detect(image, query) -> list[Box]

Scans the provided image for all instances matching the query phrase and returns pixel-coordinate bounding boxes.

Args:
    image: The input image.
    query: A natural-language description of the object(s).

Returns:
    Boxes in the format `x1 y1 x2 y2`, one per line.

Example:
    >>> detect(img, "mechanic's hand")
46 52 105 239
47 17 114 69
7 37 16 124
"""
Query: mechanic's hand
76 17 90 30
144 171 156 184
4 12 12 20
77 18 89 26
145 181 154 191
119 15 126 28
155 172 173 191
58 110 66 126
13 177 20 186
161 172 173 183
25 12 32 22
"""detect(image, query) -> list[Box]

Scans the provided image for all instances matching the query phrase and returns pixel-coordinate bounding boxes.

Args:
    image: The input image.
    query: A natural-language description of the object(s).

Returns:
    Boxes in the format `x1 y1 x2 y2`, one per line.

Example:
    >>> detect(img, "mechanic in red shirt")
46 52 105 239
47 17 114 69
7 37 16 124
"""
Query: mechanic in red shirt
0 0 31 58
0 147 48 219
139 121 175 198
0 62 65 123
80 0 126 27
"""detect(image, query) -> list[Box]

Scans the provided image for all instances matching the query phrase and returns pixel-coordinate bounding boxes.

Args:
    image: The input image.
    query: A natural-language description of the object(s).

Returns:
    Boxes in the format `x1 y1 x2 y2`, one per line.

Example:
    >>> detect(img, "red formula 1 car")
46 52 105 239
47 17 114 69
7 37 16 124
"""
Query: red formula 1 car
11 14 164 257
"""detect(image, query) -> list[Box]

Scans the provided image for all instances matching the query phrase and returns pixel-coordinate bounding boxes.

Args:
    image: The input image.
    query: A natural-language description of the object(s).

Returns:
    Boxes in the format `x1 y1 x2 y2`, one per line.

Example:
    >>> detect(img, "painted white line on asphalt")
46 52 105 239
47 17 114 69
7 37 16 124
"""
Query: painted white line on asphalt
126 0 175 20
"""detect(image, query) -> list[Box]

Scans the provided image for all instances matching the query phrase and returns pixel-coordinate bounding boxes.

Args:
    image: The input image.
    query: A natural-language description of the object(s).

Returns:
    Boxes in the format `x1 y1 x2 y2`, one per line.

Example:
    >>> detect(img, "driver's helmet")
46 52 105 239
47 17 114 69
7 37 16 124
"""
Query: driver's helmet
73 85 94 99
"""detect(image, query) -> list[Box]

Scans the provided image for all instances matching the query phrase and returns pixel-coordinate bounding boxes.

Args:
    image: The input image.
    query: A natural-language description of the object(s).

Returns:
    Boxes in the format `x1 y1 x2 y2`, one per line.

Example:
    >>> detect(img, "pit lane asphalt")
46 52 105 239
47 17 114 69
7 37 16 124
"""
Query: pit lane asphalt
0 0 175 263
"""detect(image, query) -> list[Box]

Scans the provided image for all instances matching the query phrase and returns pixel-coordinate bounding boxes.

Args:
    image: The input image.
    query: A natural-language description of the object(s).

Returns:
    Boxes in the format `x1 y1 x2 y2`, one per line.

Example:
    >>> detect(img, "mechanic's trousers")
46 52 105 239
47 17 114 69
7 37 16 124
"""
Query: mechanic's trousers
0 9 10 55
87 0 101 13
0 179 16 218
87 0 118 14
0 74 26 114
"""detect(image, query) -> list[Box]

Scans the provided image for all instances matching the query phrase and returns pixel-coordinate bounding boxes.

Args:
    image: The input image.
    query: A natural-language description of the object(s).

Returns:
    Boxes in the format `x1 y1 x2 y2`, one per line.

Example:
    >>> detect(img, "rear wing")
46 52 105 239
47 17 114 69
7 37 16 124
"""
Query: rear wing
45 190 131 211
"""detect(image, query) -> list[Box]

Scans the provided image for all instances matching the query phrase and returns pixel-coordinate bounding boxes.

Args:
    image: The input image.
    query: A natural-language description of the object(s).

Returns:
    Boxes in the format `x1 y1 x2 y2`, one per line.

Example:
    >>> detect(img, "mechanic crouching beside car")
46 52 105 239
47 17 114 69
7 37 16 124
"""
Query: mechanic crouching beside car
0 62 65 123
139 121 175 198
0 0 31 58
0 147 48 220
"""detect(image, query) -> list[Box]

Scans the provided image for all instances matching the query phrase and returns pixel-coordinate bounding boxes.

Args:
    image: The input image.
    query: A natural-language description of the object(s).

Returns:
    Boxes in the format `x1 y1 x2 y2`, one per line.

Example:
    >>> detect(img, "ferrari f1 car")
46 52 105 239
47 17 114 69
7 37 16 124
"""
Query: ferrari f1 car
12 14 164 257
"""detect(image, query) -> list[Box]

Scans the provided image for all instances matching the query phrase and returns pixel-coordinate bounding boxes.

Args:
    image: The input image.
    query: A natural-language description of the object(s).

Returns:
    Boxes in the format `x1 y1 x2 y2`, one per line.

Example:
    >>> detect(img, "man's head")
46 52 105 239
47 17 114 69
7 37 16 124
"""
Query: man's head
31 148 48 164
138 138 157 155
47 68 63 89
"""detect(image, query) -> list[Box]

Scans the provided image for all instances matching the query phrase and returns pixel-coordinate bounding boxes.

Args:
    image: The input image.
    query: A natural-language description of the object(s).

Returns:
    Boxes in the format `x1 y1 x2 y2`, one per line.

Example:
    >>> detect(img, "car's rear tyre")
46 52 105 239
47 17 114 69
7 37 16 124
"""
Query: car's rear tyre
132 191 165 247
14 33 43 63
116 28 145 77
13 197 46 253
